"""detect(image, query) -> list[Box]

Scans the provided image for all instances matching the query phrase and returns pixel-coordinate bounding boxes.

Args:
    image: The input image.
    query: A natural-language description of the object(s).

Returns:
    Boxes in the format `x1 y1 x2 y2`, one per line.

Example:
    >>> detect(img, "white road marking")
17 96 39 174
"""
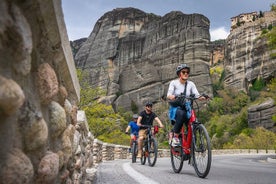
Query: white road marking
123 162 159 184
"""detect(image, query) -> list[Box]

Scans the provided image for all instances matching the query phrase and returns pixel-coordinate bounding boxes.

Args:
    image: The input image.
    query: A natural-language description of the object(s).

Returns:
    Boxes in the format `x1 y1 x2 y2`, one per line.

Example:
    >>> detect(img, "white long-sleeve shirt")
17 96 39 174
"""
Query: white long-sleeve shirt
167 79 200 98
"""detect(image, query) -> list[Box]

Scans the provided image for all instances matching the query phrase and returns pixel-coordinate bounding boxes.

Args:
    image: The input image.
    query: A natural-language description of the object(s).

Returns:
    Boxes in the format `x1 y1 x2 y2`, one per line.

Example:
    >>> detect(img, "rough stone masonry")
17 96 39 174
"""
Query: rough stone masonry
0 0 95 183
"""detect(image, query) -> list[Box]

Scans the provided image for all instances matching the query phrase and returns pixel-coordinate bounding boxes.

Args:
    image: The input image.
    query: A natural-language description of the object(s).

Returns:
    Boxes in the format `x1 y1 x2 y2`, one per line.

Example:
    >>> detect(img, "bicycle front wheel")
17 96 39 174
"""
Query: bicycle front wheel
192 124 212 178
140 145 147 165
131 142 137 163
148 138 157 167
170 144 184 173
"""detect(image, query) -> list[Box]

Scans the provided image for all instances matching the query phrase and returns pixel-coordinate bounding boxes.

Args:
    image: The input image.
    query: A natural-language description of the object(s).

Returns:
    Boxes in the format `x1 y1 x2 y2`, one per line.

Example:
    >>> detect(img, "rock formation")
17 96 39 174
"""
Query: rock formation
224 11 276 92
210 39 225 65
74 8 213 111
70 38 87 58
248 98 276 132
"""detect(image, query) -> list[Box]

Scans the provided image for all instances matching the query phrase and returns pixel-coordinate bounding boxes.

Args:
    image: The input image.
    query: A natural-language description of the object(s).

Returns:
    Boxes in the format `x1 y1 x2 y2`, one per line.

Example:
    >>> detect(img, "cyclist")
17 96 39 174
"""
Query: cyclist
125 114 140 152
137 101 164 158
167 64 207 147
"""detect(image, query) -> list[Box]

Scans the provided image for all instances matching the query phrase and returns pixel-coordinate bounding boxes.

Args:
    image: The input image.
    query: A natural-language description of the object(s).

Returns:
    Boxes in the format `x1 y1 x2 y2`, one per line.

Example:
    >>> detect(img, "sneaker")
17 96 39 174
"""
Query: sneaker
171 137 180 147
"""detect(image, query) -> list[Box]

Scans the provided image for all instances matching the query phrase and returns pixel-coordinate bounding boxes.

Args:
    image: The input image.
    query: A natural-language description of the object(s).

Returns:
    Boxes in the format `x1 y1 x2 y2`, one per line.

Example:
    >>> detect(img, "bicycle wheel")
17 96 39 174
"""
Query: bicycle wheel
191 124 212 178
140 145 147 165
148 138 157 167
170 142 184 173
131 142 137 163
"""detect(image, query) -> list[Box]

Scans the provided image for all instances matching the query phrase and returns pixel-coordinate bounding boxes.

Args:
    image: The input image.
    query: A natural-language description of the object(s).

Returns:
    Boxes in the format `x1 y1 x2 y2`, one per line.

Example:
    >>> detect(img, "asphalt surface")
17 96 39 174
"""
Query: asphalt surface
95 154 276 184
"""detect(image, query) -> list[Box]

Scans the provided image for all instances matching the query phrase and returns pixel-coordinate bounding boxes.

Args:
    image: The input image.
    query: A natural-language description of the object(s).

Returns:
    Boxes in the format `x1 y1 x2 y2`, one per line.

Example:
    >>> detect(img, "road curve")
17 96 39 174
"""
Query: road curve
94 154 276 184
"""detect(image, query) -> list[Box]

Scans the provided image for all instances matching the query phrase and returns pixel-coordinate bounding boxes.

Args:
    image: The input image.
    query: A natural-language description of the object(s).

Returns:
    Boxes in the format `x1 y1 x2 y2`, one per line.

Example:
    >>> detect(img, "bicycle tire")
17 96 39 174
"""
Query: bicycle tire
191 123 212 178
170 142 184 173
148 138 157 167
140 145 147 165
131 142 137 163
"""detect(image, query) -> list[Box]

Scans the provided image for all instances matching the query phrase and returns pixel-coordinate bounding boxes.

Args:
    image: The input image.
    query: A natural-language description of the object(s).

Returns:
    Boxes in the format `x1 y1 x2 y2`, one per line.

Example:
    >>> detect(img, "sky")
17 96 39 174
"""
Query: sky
61 0 275 41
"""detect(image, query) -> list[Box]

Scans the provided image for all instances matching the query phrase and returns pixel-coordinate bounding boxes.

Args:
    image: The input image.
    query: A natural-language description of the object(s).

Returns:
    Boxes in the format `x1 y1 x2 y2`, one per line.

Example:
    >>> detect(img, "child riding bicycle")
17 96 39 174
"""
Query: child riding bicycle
125 114 140 152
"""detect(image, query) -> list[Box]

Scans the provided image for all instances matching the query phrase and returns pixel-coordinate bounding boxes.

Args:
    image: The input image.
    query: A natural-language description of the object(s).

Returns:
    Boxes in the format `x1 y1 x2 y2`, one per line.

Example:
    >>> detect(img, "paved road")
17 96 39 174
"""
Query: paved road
94 154 276 184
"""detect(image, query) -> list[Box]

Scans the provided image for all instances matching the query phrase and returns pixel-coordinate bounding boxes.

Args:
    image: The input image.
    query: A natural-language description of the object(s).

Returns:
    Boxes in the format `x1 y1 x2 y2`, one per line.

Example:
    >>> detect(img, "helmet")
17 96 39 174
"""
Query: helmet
132 114 139 119
176 64 190 76
145 101 153 107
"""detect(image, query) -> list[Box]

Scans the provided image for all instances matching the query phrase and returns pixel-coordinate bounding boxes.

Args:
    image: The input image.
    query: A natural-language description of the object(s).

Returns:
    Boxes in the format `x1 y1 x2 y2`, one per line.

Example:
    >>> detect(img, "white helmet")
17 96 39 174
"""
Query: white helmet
176 64 190 76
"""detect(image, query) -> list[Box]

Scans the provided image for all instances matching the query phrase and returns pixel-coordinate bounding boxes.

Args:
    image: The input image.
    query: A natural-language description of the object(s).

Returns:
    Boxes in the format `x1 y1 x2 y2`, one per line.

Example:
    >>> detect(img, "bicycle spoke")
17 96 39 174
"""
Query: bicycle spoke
192 124 211 178
170 145 184 173
148 138 157 167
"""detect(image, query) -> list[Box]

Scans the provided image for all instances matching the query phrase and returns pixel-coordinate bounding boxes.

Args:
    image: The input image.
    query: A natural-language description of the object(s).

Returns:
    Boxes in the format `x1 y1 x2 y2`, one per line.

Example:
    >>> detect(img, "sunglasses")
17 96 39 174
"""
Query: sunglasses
146 105 152 108
181 70 189 75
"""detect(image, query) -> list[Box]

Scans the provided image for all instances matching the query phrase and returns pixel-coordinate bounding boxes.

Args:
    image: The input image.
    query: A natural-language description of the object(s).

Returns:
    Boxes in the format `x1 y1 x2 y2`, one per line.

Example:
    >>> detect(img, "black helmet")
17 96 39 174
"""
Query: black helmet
145 101 153 107
132 114 139 119
176 64 190 76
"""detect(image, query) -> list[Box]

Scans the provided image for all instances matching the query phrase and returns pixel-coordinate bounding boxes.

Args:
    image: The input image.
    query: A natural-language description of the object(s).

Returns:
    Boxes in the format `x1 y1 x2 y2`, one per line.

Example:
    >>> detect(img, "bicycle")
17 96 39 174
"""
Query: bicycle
169 93 212 178
131 133 138 163
140 125 159 167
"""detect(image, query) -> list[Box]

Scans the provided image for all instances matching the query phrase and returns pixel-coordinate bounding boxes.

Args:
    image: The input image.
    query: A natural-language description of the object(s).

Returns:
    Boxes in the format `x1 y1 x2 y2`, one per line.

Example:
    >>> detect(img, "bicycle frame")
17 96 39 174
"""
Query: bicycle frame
131 134 138 142
142 126 153 156
181 109 196 154
171 109 196 156
140 125 158 166
131 134 138 163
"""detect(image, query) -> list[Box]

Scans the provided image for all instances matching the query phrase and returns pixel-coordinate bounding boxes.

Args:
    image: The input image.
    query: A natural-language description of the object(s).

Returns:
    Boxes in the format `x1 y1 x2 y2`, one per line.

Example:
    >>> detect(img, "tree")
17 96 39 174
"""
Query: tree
77 69 129 145
271 2 276 12
259 11 264 18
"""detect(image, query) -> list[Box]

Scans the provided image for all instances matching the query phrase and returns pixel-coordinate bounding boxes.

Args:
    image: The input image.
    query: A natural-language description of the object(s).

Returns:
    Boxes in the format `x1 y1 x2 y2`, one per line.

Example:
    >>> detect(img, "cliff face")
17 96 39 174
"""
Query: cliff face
70 38 87 58
74 8 212 111
248 98 276 132
224 11 276 92
210 40 225 65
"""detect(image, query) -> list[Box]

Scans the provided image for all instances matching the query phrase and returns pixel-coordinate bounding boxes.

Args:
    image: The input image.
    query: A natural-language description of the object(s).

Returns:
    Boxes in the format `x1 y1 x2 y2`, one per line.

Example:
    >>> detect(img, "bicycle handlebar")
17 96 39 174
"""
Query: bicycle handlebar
139 125 153 128
175 93 211 101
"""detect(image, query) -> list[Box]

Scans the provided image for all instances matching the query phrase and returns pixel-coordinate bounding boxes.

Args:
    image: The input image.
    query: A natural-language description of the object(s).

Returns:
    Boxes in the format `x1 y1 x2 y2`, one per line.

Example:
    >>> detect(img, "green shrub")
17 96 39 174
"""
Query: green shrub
268 24 273 31
262 29 268 35
252 78 265 91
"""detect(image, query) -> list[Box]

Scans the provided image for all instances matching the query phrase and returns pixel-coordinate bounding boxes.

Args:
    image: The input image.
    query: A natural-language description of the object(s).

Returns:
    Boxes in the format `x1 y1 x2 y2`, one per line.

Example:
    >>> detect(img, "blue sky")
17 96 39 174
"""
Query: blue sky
62 0 275 41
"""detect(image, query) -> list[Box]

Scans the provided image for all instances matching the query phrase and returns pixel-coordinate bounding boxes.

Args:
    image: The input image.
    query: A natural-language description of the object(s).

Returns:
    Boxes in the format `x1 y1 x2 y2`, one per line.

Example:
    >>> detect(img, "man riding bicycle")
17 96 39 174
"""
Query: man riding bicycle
125 114 140 152
137 101 164 158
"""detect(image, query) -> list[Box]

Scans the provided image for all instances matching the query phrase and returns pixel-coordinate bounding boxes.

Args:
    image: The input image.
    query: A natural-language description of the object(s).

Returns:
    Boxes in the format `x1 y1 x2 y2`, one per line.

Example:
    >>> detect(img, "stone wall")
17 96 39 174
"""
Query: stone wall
0 0 84 183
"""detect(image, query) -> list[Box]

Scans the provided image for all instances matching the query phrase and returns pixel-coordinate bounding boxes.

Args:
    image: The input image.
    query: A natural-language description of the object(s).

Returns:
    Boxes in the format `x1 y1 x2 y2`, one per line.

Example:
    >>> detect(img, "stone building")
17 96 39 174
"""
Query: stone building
231 11 258 29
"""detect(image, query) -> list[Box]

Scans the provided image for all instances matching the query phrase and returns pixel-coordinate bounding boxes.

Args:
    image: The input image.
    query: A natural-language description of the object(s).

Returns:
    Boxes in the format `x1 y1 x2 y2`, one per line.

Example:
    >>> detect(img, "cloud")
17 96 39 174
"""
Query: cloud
210 27 230 41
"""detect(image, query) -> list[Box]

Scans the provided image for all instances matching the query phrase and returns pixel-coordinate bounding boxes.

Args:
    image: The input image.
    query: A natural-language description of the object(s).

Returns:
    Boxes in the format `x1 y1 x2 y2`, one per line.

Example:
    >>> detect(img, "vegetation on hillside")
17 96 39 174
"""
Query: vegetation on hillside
207 64 276 150
77 70 131 145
